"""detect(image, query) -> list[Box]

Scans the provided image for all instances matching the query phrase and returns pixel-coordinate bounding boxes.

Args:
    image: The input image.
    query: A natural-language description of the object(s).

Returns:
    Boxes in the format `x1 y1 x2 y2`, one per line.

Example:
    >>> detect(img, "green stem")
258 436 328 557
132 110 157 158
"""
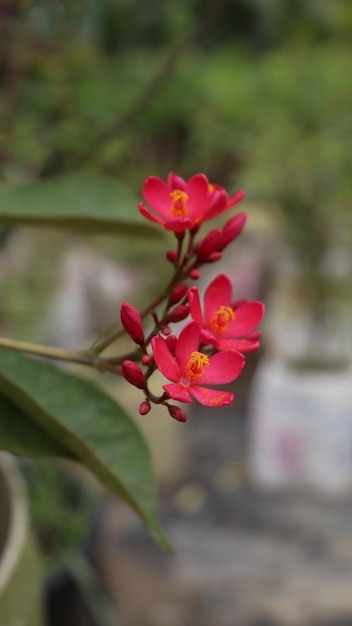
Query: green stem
0 335 119 374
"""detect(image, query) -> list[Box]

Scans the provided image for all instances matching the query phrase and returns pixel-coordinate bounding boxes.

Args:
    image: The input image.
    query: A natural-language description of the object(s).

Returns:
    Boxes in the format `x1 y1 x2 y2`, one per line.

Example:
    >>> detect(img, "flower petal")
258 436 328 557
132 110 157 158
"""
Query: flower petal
167 172 186 191
164 217 195 232
186 174 210 219
188 287 204 326
151 335 180 382
223 301 265 337
204 274 232 321
163 383 193 403
217 337 260 353
138 202 164 225
175 320 200 374
190 386 234 406
197 350 245 385
203 189 228 220
143 177 172 218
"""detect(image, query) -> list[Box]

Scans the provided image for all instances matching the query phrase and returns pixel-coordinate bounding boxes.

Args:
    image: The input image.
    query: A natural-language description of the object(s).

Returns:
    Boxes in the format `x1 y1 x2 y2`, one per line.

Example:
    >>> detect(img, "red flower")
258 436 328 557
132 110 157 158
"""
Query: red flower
138 172 244 233
188 274 265 353
151 320 244 406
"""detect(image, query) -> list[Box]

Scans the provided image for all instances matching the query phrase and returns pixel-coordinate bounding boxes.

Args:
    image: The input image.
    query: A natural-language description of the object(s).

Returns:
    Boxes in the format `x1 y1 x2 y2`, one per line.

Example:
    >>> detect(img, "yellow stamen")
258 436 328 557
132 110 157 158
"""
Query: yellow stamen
185 351 209 381
208 183 215 193
170 190 188 217
210 305 235 333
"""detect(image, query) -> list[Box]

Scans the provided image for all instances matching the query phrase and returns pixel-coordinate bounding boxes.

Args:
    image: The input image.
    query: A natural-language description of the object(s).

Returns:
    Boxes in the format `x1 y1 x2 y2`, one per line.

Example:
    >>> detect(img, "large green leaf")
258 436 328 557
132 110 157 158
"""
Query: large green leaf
0 173 161 236
0 348 170 551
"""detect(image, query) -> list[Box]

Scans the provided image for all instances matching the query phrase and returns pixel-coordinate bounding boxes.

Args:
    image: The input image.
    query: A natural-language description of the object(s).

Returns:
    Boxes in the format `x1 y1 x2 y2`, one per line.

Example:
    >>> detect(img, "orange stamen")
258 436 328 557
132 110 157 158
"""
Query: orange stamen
170 190 188 217
185 351 209 381
210 305 235 333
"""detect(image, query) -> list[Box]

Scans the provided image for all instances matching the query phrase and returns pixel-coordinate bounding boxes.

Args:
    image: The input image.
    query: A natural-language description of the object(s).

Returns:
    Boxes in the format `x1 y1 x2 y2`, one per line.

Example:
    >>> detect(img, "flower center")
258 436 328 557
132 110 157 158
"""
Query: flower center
210 305 235 333
208 183 215 193
184 351 209 381
170 190 188 217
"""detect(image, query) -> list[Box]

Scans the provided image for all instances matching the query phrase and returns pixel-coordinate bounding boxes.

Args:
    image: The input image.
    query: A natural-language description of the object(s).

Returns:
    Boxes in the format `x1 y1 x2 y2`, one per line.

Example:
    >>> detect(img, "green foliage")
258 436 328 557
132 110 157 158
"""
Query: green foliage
0 348 170 551
0 173 162 236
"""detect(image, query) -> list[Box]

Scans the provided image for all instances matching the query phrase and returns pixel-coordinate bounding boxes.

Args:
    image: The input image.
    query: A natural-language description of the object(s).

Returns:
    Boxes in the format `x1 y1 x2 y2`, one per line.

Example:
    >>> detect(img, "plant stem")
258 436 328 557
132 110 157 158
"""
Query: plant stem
0 336 102 369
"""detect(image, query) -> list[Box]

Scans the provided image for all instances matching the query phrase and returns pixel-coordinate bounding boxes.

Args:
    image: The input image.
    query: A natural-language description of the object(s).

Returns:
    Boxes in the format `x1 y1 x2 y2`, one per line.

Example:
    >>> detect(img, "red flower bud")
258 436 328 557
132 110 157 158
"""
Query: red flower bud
196 228 222 261
168 305 189 323
206 251 222 263
166 250 177 263
189 268 200 280
122 360 145 389
141 354 152 366
139 401 151 415
120 302 145 345
168 283 188 306
162 325 171 336
218 212 247 251
165 334 177 353
167 405 187 422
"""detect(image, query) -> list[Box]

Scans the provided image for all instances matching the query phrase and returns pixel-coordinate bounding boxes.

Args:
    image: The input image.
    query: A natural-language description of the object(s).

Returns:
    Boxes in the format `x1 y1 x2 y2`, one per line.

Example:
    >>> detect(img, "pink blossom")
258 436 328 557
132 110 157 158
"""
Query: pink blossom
151 321 244 407
138 172 244 233
188 274 265 353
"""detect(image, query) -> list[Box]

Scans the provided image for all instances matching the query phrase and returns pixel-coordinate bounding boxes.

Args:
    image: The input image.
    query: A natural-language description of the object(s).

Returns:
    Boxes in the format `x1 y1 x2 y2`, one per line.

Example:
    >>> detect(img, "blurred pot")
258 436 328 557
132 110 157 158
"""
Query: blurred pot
0 452 44 626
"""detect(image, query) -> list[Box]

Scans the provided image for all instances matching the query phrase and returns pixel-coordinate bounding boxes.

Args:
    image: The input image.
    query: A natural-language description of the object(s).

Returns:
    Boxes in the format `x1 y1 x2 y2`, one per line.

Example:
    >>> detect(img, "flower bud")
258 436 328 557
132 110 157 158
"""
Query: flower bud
162 325 171 336
168 305 189 323
167 405 187 422
120 302 145 345
206 251 222 263
166 249 177 263
165 334 177 353
141 354 152 366
168 283 188 306
196 228 222 261
139 401 151 415
122 360 145 389
218 212 247 251
189 269 200 280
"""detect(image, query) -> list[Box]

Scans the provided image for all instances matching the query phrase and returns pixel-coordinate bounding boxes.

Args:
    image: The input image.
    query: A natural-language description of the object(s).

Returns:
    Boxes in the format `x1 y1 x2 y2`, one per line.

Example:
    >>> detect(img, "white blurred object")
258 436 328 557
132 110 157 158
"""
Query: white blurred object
44 247 140 348
249 359 352 496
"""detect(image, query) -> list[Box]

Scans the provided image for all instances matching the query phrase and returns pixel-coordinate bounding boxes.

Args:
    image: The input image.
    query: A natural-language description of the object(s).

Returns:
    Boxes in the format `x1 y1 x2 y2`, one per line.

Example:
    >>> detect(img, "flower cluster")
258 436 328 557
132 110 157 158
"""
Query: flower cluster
118 172 265 423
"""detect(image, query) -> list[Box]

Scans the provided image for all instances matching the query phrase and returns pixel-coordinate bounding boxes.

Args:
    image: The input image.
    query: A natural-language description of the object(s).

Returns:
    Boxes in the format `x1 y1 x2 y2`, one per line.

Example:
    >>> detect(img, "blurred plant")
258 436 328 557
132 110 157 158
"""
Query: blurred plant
0 170 264 548
243 45 352 362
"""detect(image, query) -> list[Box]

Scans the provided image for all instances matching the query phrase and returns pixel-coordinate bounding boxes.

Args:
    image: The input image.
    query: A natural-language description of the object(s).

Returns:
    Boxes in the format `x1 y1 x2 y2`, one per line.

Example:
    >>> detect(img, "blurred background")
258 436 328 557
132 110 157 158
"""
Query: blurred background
1 0 352 624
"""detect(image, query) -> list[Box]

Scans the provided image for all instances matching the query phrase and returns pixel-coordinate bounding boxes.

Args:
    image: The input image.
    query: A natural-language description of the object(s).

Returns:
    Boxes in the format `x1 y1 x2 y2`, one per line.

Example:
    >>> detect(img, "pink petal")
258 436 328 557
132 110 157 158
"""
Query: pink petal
203 190 228 220
227 189 245 208
175 320 200 373
164 217 195 232
167 172 186 191
188 287 204 326
163 383 193 403
190 386 234 406
223 301 265 337
200 328 218 347
151 335 180 382
138 202 164 225
217 337 260 353
204 274 232 321
197 350 244 385
185 174 210 219
143 177 172 218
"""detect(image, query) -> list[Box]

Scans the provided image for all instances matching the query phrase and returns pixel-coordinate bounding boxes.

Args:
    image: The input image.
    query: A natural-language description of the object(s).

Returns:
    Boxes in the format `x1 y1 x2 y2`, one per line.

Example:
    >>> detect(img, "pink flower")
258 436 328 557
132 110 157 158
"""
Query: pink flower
188 274 265 353
138 172 244 233
151 320 244 406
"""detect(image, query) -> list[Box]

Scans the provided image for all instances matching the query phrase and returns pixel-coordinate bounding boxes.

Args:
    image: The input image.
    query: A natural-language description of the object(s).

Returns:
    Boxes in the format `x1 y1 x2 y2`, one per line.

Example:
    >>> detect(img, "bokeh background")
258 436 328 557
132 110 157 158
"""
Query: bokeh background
1 1 352 625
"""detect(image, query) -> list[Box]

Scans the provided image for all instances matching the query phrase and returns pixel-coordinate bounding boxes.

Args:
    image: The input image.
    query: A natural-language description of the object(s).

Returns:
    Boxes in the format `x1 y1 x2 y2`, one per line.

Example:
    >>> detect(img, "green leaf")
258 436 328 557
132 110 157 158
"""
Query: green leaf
0 348 170 551
0 173 162 237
